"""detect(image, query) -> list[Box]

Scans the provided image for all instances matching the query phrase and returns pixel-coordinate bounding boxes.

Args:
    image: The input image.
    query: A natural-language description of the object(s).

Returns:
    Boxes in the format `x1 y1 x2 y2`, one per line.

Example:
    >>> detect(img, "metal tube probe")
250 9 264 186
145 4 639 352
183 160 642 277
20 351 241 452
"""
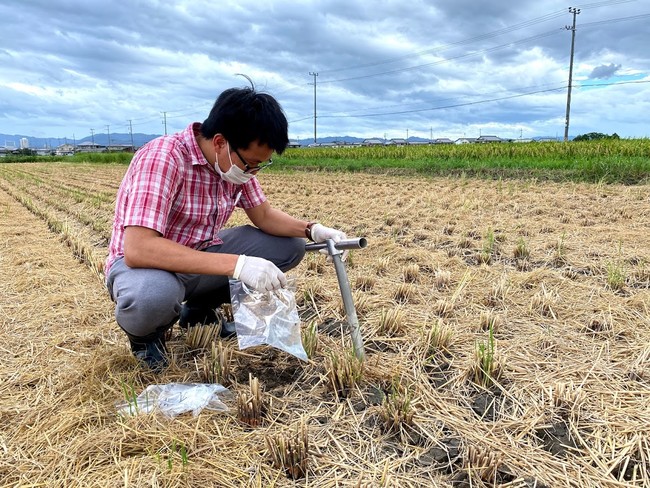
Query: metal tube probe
305 237 367 252
305 237 367 361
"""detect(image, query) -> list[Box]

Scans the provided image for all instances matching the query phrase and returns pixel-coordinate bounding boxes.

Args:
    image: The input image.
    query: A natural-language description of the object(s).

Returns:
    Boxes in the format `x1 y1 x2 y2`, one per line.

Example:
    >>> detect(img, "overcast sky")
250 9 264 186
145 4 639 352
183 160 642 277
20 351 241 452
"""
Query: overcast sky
1 0 648 143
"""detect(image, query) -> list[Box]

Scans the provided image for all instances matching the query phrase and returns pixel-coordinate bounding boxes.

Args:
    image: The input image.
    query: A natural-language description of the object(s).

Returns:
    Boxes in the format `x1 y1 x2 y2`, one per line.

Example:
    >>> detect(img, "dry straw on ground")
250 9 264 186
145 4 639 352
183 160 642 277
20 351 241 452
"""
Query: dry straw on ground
1 163 649 487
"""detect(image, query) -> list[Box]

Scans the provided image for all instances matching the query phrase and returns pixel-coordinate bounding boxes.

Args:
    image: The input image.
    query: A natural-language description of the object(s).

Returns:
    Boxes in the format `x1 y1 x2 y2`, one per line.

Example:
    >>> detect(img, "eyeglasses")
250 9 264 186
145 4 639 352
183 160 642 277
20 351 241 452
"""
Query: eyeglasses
232 147 273 174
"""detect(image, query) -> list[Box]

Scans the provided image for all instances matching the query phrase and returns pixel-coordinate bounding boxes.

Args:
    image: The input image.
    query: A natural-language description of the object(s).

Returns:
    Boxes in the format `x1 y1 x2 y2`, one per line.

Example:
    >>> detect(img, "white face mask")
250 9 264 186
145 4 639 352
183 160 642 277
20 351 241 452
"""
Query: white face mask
215 143 254 185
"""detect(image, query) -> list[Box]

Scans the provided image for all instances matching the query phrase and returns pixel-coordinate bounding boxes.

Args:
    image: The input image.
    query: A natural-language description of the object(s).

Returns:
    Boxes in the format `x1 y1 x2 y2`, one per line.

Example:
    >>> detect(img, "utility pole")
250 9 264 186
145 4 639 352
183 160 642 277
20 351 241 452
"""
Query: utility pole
564 7 580 142
90 128 95 145
161 112 168 135
106 125 111 152
430 127 433 143
309 72 318 143
128 120 135 151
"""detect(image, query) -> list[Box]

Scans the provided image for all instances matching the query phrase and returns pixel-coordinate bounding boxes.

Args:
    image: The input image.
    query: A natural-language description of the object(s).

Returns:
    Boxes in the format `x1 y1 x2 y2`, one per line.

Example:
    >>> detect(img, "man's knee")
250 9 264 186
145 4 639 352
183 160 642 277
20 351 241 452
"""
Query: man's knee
280 237 306 271
113 272 183 337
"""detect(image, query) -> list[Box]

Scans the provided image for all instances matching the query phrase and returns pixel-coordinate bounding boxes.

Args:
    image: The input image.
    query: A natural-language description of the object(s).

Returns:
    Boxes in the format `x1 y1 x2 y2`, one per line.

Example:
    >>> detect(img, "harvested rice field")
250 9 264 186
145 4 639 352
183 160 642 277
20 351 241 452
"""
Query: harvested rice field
1 162 649 487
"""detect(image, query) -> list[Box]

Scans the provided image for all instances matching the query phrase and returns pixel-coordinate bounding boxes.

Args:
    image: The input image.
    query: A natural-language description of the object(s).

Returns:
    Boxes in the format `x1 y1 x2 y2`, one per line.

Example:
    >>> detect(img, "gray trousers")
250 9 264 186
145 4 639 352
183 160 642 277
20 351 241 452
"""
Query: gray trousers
106 225 306 338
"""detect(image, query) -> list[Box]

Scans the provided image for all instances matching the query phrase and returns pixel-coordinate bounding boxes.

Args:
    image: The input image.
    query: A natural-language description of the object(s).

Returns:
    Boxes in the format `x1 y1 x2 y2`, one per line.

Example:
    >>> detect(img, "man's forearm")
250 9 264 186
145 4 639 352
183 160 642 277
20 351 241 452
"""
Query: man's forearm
247 206 310 238
124 227 238 275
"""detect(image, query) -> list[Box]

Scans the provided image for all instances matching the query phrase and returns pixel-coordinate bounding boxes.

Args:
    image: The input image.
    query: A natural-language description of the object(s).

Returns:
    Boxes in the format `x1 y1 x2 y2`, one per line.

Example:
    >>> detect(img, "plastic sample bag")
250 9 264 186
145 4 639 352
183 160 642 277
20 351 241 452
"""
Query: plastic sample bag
229 278 308 361
116 383 229 418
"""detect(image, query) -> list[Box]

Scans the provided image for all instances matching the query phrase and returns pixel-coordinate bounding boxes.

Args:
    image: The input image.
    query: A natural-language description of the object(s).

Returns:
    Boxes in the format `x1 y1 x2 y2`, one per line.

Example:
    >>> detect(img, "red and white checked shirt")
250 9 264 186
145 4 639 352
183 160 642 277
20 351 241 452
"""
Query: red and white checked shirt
105 122 266 276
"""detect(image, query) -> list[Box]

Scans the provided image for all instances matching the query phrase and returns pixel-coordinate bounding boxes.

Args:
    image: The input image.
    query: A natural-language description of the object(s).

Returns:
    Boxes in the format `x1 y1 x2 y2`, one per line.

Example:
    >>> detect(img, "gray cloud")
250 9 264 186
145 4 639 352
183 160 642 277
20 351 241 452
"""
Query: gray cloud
589 63 622 79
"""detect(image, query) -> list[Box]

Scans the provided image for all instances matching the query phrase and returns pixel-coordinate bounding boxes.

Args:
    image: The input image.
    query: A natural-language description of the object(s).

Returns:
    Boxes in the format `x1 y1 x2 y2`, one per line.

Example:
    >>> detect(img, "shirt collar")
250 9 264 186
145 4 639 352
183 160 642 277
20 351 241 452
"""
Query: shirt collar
187 122 210 166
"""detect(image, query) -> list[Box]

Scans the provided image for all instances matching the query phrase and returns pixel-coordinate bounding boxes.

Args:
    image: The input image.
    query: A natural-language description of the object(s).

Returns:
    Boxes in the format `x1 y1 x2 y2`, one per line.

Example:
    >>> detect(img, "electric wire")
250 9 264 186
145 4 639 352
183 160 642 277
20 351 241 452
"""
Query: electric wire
288 79 649 124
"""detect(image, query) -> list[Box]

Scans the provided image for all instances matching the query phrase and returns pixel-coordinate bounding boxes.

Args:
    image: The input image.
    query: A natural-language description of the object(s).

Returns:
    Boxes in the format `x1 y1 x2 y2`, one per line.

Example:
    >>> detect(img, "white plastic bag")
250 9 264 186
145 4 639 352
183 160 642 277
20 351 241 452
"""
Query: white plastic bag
229 277 308 361
116 383 229 417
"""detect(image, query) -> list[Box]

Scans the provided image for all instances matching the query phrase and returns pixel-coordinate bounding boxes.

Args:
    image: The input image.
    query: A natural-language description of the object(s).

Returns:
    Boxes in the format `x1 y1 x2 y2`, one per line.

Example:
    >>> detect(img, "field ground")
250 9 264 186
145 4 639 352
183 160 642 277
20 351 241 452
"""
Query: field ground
0 163 649 487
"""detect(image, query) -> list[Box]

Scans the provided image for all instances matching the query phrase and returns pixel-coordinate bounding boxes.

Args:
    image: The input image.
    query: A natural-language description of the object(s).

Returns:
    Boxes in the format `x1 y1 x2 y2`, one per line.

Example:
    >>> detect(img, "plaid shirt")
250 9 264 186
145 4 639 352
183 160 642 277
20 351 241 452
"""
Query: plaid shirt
105 122 266 276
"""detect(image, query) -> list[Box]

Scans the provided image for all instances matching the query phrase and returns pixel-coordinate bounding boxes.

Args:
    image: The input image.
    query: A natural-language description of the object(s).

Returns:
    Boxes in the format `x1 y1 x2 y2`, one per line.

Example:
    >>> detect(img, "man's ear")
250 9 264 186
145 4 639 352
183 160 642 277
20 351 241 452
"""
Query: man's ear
213 134 227 149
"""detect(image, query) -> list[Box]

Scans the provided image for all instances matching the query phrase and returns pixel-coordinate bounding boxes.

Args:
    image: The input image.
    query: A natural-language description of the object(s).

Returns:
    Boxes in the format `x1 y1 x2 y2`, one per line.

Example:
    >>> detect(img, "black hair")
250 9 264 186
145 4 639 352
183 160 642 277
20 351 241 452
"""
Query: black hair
200 87 289 154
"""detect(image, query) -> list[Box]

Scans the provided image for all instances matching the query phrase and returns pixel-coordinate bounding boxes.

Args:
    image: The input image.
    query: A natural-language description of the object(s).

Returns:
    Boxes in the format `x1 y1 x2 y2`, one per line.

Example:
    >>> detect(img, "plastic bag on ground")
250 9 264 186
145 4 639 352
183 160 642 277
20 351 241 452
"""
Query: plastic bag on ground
229 277 308 361
116 383 229 417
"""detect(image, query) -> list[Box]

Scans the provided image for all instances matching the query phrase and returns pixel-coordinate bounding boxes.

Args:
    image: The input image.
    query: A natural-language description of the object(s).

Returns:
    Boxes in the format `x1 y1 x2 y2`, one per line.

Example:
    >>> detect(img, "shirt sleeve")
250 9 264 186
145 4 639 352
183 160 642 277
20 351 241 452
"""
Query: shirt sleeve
122 140 183 234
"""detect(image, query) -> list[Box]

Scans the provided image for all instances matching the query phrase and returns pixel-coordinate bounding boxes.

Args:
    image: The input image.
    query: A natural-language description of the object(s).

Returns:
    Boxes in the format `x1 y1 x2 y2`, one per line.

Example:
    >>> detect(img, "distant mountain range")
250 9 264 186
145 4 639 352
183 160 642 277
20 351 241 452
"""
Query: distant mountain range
0 132 466 149
0 132 402 149
0 132 565 149
0 132 161 149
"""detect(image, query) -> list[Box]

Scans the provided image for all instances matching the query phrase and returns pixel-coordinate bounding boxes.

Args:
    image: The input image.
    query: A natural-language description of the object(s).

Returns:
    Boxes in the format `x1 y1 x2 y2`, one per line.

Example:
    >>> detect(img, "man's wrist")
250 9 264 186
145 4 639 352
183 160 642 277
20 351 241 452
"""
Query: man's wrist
305 221 317 240
233 255 246 279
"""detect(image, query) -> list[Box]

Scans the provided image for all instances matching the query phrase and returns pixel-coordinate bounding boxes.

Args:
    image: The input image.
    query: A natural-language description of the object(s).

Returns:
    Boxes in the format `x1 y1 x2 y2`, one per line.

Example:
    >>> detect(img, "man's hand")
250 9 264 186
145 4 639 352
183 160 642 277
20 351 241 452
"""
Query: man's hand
310 224 348 261
233 255 287 291
310 224 347 243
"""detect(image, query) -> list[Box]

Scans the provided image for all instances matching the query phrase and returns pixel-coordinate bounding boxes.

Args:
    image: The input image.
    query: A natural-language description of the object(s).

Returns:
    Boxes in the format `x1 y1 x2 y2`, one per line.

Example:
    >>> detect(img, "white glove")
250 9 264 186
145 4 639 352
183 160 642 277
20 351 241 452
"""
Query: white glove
233 255 287 292
310 224 348 261
310 224 347 244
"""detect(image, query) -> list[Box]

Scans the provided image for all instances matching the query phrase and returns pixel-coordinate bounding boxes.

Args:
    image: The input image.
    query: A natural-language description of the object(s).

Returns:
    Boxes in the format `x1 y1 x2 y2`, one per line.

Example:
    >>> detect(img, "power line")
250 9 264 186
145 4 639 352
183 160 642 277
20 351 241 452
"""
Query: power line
579 79 650 88
317 87 568 119
314 81 567 118
309 80 649 120
576 0 637 9
581 12 650 27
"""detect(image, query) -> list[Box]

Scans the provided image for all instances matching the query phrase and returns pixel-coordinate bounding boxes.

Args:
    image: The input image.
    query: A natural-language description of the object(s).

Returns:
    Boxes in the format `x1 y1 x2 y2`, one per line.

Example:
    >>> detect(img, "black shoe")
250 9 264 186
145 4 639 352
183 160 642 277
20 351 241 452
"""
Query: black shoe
179 305 219 330
220 320 237 339
128 333 168 372
179 305 236 338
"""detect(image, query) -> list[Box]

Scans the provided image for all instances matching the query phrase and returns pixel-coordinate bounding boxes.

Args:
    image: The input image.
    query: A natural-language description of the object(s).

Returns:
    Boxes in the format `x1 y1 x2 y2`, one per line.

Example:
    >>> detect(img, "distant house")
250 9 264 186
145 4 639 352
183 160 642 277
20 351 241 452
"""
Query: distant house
76 141 105 153
287 140 302 148
433 138 454 144
361 138 384 146
386 138 407 146
333 140 361 147
107 144 135 153
455 137 478 145
55 143 76 156
476 135 504 143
